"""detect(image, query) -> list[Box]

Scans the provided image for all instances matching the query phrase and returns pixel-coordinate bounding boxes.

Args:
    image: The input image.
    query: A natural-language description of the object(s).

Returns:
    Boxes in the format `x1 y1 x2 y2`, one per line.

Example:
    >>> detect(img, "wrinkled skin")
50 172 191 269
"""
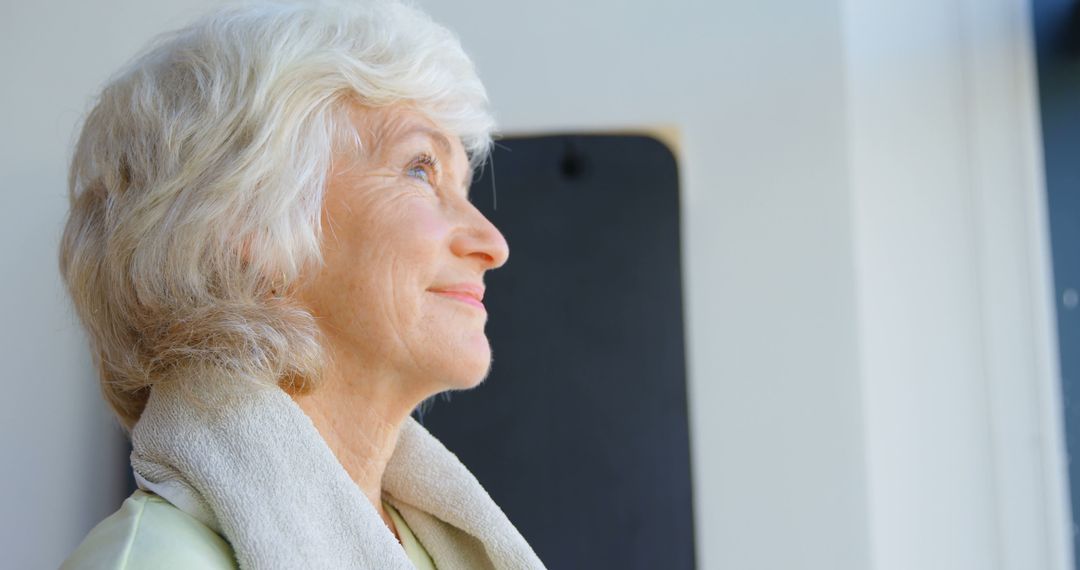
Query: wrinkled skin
299 99 509 406
290 99 509 538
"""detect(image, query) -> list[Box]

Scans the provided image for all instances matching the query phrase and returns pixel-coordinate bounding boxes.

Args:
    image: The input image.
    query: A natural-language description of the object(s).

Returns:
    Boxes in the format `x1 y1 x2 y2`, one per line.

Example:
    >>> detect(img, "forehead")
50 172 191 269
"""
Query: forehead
349 101 466 163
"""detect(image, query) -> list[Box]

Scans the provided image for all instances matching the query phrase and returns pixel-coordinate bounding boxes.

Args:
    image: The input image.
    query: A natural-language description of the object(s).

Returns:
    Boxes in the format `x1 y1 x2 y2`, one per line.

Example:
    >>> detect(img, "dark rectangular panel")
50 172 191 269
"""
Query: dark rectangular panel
418 134 695 570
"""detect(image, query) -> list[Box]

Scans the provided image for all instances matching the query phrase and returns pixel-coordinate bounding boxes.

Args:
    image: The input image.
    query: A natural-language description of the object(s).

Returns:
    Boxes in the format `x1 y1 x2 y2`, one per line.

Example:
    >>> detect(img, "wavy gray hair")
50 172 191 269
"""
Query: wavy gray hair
58 0 496 430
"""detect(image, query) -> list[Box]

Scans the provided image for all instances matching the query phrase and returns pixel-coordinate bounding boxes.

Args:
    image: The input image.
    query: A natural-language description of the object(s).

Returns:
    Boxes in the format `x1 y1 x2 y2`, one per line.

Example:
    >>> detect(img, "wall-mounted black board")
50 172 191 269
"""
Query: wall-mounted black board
416 134 695 569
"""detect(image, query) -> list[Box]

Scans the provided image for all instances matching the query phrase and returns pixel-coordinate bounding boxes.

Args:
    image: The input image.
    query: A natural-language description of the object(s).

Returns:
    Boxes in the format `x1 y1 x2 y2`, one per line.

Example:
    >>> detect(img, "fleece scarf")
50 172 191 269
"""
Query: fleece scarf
128 374 546 569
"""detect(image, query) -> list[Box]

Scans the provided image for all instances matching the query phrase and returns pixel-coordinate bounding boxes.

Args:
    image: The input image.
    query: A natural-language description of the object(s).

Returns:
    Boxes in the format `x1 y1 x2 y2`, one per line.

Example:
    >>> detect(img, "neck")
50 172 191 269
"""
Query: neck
288 353 430 539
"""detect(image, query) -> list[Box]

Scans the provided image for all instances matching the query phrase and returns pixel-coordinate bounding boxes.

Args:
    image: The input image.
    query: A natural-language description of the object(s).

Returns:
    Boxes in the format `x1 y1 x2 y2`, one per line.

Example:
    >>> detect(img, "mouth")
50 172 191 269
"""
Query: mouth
429 284 486 311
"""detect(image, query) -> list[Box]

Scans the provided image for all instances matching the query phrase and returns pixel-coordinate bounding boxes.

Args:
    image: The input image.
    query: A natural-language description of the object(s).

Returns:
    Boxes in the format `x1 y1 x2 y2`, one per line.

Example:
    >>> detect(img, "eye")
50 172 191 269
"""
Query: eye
406 152 439 187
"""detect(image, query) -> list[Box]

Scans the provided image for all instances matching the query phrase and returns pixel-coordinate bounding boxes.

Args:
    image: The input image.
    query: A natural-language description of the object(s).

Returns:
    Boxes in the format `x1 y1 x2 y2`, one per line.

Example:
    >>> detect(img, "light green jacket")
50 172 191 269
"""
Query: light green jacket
61 491 436 569
61 491 235 569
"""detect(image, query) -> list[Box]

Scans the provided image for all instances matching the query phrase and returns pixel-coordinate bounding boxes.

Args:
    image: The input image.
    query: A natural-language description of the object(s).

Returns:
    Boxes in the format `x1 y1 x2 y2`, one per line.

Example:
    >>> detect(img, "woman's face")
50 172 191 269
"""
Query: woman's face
296 101 508 401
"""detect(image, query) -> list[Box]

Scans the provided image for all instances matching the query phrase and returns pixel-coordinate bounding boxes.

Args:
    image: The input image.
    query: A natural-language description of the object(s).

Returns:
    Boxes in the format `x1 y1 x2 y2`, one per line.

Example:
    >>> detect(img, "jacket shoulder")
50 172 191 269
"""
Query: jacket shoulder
61 490 236 570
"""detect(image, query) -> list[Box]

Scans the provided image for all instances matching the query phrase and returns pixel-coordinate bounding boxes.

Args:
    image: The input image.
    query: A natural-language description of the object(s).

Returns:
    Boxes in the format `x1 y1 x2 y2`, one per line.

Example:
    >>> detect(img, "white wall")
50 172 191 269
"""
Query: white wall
0 2 219 568
1 0 1069 569
845 3 1000 567
844 1 1073 569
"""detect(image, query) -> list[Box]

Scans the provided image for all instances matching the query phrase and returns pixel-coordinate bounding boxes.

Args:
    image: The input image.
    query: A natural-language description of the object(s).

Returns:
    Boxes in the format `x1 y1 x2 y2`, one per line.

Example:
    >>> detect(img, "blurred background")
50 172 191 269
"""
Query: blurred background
3 0 1078 568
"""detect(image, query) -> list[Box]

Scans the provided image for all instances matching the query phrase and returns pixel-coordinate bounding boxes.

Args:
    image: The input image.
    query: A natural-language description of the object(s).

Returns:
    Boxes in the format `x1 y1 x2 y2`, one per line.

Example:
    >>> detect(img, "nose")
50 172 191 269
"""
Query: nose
451 203 510 270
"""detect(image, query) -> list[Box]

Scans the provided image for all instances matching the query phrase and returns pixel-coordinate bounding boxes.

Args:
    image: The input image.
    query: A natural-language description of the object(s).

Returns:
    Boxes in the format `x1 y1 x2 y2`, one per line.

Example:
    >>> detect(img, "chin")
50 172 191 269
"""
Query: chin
455 358 493 390
441 347 493 392
422 330 494 392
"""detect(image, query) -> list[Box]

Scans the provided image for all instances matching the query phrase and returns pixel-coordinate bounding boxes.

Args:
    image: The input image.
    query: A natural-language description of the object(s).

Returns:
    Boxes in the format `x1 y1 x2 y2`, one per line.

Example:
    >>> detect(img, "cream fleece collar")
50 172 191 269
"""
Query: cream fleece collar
129 374 545 569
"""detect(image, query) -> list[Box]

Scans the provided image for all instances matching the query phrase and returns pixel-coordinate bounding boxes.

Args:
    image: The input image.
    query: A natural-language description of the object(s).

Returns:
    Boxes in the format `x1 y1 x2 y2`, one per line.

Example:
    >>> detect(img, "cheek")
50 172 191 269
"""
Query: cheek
313 188 454 327
392 200 451 269
409 200 452 242
384 200 451 310
335 193 447 271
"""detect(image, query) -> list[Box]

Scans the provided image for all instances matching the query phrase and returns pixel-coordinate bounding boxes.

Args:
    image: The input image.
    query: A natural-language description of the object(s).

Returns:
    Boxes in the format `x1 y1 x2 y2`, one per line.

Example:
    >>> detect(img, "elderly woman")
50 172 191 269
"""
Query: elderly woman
58 1 545 568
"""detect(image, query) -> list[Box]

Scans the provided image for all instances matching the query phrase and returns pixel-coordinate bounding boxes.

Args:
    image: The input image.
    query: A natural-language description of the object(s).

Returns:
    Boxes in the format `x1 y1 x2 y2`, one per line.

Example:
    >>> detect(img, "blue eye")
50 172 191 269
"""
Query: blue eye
407 165 430 183
407 153 438 186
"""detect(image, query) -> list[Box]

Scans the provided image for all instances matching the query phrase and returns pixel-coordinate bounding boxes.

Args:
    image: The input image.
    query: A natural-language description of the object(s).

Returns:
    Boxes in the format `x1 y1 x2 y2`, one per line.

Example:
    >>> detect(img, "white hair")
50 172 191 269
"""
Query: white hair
58 0 496 430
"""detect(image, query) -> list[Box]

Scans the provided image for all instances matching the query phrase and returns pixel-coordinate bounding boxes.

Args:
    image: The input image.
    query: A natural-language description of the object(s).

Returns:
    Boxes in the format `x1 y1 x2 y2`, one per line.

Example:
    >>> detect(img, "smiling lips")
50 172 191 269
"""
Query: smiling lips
429 283 485 310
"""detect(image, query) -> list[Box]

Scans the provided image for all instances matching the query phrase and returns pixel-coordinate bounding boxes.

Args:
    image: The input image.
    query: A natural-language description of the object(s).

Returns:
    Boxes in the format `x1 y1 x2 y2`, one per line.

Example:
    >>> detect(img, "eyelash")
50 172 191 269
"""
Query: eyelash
406 153 439 187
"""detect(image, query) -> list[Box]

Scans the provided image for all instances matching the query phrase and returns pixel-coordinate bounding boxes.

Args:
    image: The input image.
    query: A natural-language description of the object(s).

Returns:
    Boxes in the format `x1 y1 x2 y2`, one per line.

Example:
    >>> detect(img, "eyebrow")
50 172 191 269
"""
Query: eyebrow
399 125 474 196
